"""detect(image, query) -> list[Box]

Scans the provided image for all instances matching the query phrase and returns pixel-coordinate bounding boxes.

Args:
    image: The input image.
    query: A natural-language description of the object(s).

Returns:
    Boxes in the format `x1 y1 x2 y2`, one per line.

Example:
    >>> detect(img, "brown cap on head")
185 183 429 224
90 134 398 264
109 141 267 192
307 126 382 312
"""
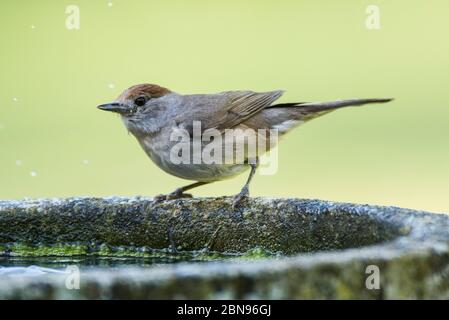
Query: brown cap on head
117 83 171 101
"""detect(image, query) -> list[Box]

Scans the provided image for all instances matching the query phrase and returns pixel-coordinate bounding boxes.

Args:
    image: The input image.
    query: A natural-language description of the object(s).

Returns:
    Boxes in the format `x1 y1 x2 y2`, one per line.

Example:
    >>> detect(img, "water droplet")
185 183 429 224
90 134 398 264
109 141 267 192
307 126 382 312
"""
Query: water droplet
16 160 22 166
31 25 36 29
108 2 113 7
30 171 37 177
82 160 89 165
108 83 115 89
13 97 18 102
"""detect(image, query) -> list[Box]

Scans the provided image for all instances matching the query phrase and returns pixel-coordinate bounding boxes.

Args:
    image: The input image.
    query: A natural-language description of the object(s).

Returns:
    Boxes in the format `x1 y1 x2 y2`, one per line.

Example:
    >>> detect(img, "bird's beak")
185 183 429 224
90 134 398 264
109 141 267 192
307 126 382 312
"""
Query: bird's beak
97 102 129 114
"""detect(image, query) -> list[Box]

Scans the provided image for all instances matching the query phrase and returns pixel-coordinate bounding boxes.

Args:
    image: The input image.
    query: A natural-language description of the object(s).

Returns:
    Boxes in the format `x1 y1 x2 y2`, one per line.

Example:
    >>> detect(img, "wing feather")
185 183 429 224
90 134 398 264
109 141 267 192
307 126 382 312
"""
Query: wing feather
213 90 284 129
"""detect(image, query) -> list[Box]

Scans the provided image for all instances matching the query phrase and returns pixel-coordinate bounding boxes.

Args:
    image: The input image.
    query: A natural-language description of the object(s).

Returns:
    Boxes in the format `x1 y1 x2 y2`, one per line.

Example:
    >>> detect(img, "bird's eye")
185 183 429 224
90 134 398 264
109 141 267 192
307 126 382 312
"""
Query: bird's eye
134 96 147 106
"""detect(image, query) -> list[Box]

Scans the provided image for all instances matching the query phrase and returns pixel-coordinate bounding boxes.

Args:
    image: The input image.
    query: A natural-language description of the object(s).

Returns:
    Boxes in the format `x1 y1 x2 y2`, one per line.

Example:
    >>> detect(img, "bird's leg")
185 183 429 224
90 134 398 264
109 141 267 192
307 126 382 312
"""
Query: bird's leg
154 181 211 202
233 159 259 208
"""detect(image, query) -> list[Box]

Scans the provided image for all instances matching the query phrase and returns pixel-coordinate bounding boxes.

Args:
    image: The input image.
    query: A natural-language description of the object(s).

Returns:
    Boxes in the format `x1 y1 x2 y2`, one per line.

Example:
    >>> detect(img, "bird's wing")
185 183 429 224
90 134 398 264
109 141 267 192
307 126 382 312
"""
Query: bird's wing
212 90 285 130
178 90 284 133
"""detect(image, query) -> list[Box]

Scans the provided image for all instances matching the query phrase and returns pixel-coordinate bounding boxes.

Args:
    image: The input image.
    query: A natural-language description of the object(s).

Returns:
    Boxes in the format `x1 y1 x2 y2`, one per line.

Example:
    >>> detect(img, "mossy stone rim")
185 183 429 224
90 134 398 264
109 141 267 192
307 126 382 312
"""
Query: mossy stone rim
0 197 448 299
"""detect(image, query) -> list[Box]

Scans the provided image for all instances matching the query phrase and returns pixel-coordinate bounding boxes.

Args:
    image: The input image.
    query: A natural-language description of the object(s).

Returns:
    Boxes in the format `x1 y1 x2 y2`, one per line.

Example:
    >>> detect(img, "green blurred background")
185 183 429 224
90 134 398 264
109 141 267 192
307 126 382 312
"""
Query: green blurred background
1 0 448 213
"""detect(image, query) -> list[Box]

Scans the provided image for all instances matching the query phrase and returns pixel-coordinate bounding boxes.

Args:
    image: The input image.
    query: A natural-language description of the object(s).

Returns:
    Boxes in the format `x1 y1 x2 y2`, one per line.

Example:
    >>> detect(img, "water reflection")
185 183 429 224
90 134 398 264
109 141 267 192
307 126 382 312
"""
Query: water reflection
0 265 67 277
0 247 280 277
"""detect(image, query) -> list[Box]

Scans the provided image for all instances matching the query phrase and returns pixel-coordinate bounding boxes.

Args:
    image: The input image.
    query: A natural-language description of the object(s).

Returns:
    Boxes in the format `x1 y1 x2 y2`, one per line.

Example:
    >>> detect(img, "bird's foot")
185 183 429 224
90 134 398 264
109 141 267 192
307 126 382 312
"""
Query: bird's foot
232 186 249 209
154 189 193 203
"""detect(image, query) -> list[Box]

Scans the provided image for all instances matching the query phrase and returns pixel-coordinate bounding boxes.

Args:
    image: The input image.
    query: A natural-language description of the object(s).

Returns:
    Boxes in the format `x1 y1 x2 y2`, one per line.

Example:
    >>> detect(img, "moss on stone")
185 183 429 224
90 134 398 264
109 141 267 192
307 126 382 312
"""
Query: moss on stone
1 242 280 262
1 197 449 299
237 247 280 260
0 197 403 256
7 244 89 257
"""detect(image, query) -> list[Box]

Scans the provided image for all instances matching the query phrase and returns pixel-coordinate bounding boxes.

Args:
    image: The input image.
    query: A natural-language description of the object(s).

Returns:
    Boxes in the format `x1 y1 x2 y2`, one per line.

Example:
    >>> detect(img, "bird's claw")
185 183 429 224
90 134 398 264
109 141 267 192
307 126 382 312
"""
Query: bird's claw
154 190 193 203
167 192 193 200
153 194 167 203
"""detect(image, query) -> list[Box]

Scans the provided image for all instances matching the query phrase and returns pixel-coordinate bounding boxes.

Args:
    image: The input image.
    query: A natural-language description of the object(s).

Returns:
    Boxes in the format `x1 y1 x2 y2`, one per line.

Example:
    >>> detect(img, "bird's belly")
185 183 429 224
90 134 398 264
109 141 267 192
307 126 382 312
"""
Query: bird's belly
138 136 249 182
159 162 250 182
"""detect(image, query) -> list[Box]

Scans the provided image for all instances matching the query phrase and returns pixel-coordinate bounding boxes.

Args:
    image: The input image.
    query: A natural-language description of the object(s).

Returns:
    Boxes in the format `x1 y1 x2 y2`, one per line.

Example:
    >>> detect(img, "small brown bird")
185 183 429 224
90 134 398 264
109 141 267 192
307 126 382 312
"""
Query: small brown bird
98 84 391 206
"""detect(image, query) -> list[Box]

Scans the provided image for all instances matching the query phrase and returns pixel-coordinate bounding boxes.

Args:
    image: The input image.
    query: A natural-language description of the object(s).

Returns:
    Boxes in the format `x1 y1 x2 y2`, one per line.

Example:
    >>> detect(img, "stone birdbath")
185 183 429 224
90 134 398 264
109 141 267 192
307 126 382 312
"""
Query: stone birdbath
0 197 448 299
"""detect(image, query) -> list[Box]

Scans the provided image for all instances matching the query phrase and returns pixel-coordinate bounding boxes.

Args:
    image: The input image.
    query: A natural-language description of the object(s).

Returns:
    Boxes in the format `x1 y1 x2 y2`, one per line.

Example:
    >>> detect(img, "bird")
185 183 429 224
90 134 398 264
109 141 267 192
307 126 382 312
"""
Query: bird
98 83 392 207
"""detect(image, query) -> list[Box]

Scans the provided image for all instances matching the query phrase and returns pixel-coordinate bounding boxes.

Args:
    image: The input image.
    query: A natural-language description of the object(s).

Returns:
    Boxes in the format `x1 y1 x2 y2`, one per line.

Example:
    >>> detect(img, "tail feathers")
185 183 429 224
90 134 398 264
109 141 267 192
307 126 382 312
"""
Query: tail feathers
296 98 393 113
257 98 393 133
269 98 393 122
270 98 393 113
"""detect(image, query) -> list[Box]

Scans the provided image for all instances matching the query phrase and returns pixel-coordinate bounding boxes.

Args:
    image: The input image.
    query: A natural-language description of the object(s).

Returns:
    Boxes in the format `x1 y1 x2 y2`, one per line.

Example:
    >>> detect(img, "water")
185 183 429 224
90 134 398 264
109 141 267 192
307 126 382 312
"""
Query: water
0 247 281 277
0 256 214 278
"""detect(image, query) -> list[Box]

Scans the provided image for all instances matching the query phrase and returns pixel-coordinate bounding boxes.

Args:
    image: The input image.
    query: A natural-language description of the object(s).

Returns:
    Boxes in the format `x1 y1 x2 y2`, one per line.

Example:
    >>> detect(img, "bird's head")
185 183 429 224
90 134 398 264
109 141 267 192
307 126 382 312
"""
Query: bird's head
97 83 173 135
97 83 171 117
